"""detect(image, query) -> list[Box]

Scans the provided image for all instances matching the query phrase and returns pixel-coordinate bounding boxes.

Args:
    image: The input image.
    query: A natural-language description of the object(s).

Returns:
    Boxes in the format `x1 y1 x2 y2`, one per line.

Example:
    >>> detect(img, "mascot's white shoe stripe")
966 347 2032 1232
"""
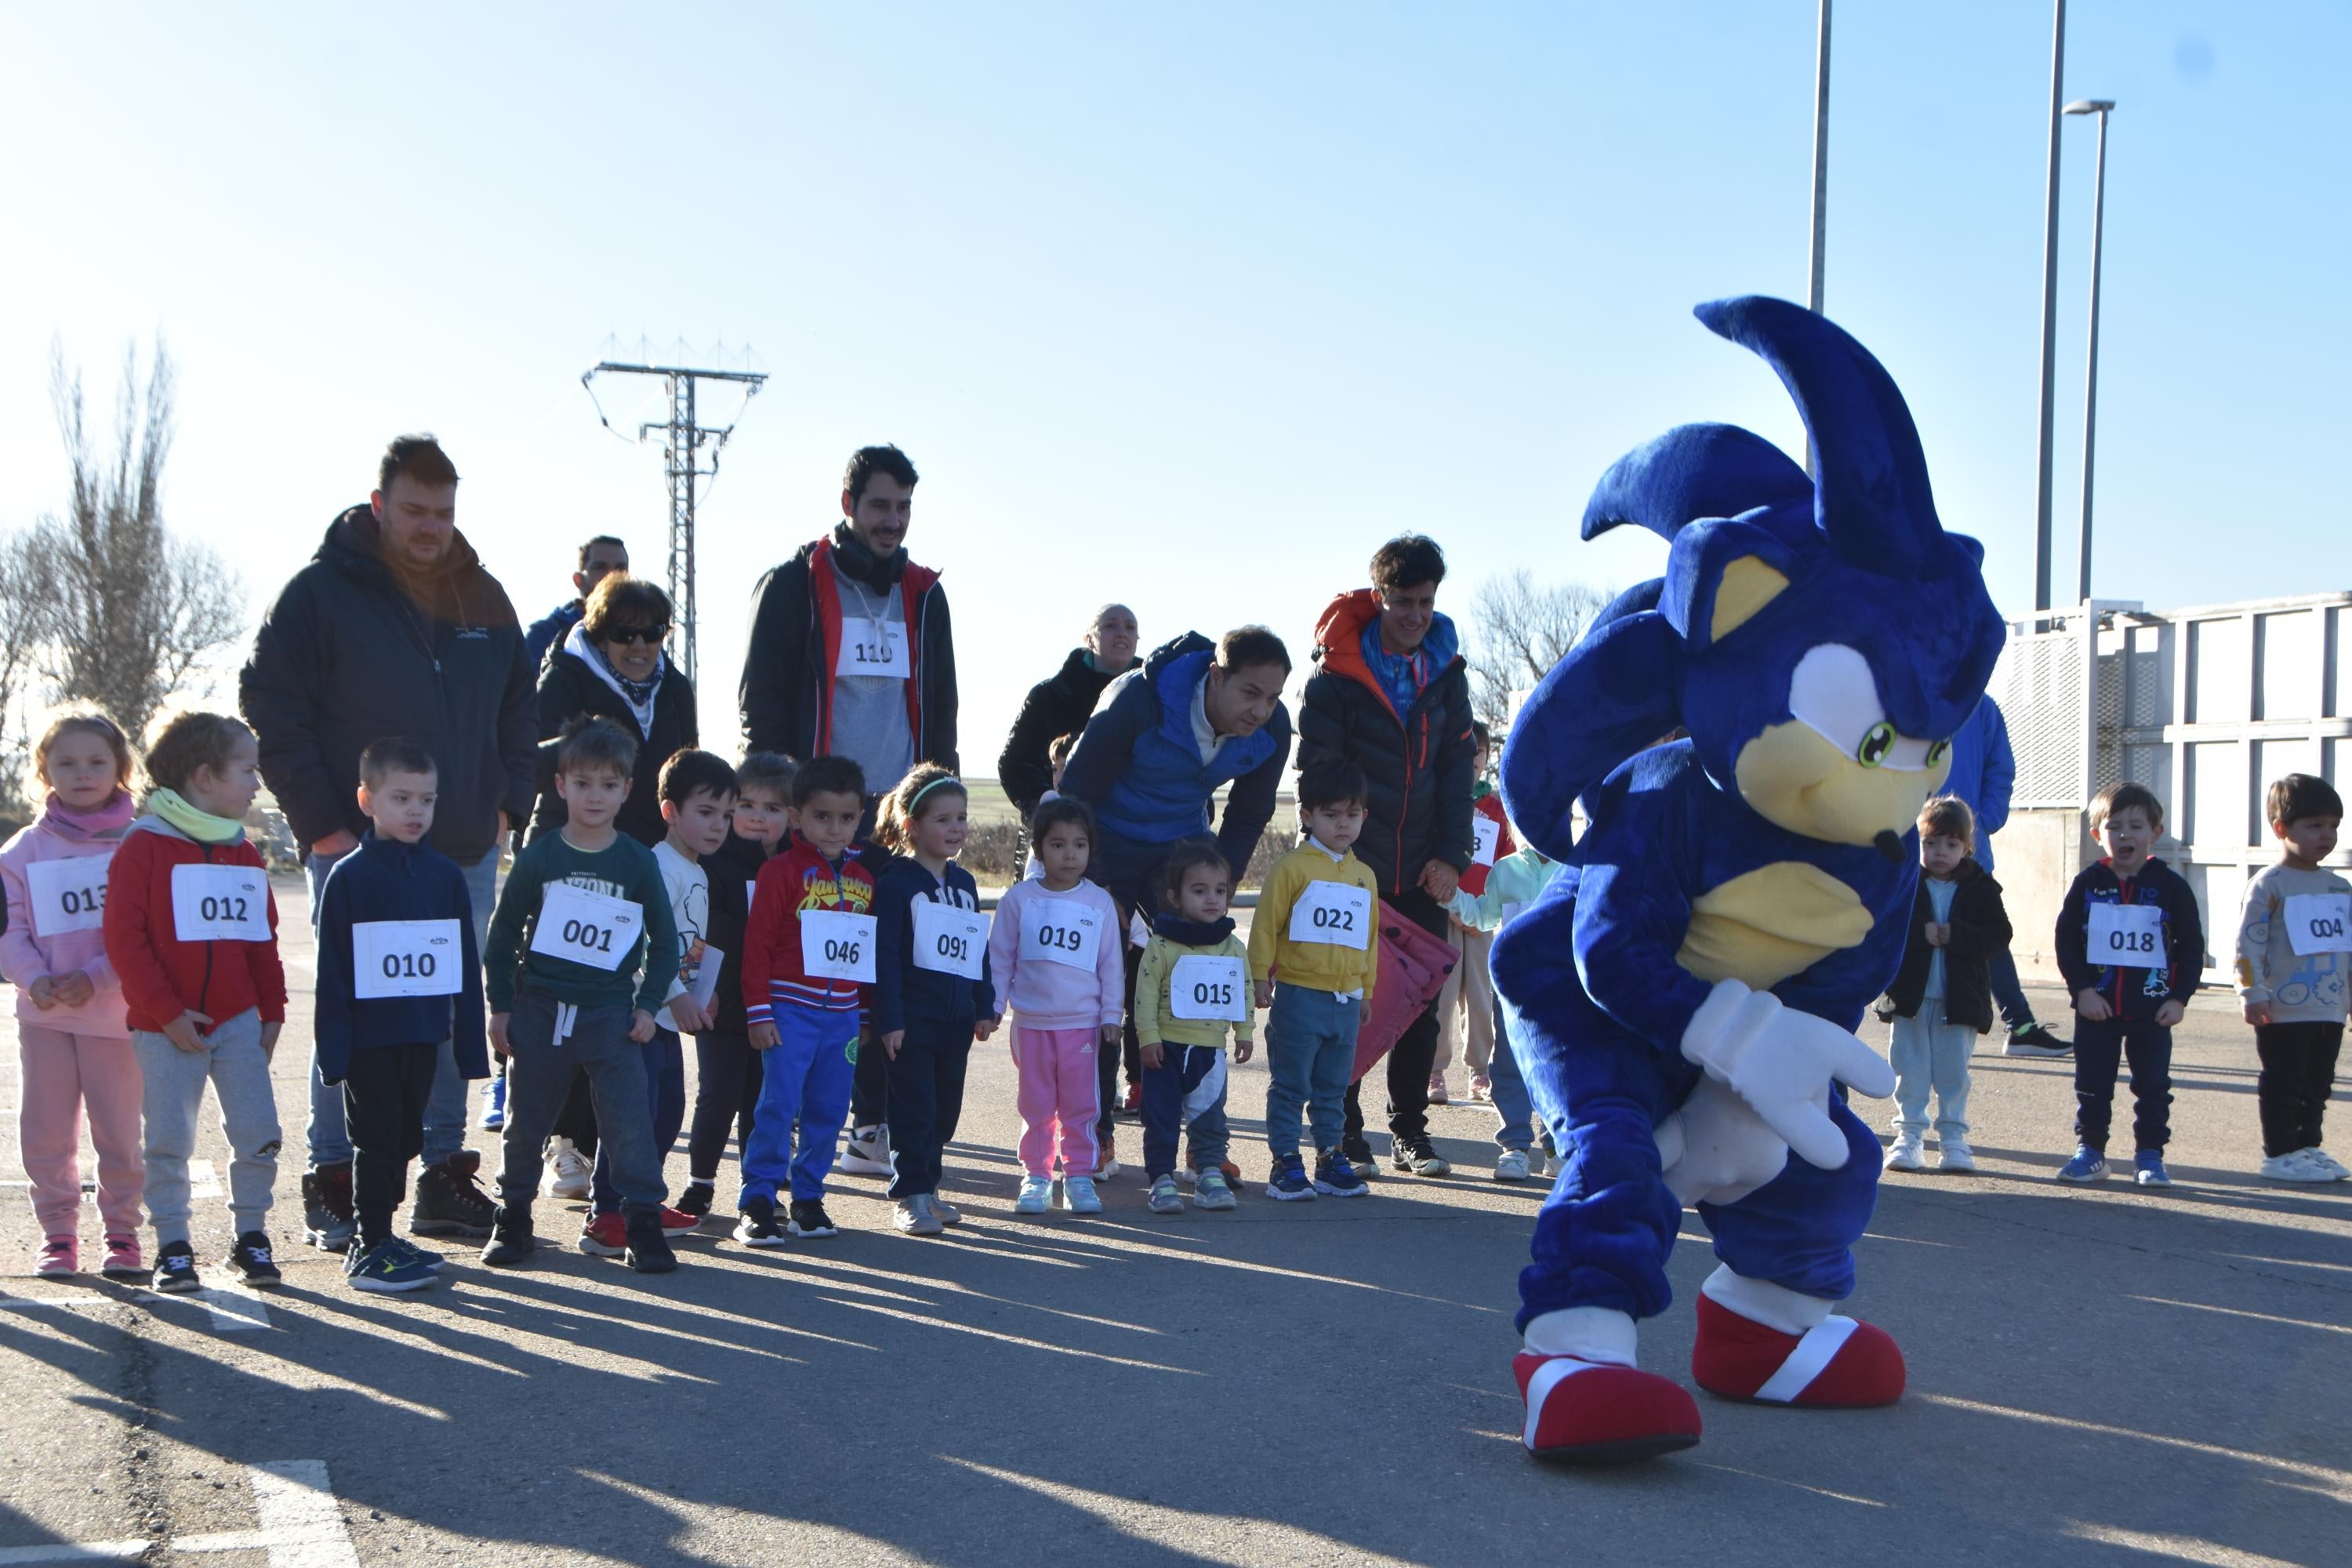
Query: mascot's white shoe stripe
1521 1357 1597 1449
1751 1314 1857 1403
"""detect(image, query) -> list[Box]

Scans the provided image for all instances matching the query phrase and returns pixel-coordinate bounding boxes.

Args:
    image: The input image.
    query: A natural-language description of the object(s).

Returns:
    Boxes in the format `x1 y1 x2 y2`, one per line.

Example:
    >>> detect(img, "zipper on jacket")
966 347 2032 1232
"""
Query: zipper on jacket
198 843 217 1033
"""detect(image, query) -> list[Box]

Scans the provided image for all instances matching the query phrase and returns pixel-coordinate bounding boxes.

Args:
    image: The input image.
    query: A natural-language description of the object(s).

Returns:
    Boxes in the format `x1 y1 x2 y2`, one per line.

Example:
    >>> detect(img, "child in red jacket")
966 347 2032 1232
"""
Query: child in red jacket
103 713 288 1294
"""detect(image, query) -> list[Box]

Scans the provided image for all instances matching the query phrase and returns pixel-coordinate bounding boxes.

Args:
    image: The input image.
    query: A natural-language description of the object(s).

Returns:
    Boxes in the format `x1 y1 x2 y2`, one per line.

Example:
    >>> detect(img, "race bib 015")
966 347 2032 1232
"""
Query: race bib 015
1170 953 1248 1022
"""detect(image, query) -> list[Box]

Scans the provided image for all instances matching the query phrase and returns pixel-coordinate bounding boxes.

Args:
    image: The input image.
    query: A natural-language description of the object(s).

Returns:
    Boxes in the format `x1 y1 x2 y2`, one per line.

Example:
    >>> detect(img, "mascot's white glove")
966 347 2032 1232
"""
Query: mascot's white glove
1653 1076 1788 1207
1679 978 1896 1172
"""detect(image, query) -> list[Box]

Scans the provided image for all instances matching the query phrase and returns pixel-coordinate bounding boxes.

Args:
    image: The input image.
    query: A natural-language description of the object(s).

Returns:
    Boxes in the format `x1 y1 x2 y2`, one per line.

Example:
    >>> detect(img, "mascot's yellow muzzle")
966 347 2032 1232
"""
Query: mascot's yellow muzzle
1732 719 1951 850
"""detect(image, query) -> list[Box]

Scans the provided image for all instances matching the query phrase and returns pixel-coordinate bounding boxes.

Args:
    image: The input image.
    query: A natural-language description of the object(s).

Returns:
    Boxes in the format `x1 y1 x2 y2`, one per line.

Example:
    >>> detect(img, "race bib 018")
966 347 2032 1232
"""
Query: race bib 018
913 899 988 980
529 883 643 972
169 863 271 943
801 909 877 983
1287 879 1370 950
2085 901 2164 969
1169 953 1248 1022
1021 896 1102 971
25 854 113 937
2283 892 2352 957
354 920 464 999
835 616 909 681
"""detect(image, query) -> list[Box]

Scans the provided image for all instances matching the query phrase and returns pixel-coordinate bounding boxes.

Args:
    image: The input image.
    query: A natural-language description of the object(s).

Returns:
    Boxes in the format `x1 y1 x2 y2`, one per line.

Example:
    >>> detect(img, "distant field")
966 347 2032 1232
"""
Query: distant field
960 779 1295 829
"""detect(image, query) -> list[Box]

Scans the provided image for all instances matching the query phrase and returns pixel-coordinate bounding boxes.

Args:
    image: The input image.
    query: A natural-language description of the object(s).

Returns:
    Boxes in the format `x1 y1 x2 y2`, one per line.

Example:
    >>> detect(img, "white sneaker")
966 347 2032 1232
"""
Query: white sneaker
2299 1147 2350 1181
1094 1152 1122 1181
836 1126 892 1177
1014 1175 1054 1214
1542 1152 1565 1180
1493 1149 1534 1181
543 1138 592 1200
2261 1151 2336 1183
1062 1175 1102 1214
1883 1132 1926 1172
1936 1138 1976 1173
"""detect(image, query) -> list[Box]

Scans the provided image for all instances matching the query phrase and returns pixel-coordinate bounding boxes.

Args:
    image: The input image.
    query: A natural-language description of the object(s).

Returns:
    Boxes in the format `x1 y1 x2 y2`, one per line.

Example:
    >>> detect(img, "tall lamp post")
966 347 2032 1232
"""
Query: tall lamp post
2065 98 2115 605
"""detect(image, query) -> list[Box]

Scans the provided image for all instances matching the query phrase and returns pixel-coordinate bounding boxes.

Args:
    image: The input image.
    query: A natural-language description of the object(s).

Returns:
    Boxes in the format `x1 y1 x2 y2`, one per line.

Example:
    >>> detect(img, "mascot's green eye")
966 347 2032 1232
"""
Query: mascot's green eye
1927 739 1950 766
1857 722 1895 768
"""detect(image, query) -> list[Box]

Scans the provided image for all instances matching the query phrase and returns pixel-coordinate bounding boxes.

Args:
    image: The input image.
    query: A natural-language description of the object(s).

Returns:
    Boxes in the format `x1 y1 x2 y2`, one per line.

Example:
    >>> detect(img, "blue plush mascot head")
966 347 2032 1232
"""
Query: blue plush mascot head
1502 296 2007 861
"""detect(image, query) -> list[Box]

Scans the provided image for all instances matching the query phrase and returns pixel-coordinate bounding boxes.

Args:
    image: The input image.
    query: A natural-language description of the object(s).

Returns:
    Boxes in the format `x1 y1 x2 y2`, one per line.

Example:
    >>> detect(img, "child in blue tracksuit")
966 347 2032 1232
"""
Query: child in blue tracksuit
313 740 488 1292
1450 843 1552 1181
871 767 996 1236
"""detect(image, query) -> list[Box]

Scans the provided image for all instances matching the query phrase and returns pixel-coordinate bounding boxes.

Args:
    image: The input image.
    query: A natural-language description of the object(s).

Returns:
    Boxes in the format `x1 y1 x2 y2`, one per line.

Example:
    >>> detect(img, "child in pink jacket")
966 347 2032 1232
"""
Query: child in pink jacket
985 799 1125 1216
0 713 143 1276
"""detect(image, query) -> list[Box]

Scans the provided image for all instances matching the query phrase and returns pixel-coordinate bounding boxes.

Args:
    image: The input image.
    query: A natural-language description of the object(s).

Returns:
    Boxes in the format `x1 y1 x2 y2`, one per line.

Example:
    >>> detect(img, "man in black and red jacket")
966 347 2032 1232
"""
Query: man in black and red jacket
1296 533 1477 1178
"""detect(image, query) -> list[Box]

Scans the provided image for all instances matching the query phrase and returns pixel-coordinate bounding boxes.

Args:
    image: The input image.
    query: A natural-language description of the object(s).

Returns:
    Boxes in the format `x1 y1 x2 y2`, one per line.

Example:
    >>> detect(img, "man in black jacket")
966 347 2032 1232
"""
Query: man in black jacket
1296 534 1477 1178
241 434 535 1249
998 604 1140 822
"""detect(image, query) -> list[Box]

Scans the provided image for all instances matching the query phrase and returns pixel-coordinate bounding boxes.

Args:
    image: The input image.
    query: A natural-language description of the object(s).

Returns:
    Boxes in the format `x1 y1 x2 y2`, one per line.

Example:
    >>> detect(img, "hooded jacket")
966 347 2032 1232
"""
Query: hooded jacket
1058 633 1293 886
0 793 136 1036
2056 855 2206 1022
526 630 699 848
241 506 535 866
101 816 287 1035
998 647 1127 821
312 830 488 1083
738 524 958 771
524 600 586 675
1876 858 2012 1034
1296 590 1477 898
872 856 996 1037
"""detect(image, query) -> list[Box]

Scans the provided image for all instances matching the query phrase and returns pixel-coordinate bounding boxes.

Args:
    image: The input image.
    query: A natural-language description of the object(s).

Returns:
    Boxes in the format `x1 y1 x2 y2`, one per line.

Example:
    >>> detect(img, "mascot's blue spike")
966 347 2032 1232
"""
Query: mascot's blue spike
1580 423 1812 544
1693 296 1944 577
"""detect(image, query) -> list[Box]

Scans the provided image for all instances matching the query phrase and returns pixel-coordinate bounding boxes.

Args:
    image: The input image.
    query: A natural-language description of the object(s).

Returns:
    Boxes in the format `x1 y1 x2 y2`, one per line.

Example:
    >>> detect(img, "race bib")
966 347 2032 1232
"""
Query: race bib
1499 901 1526 927
800 909 877 983
1130 909 1152 949
913 899 987 979
1288 879 1370 950
1472 815 1501 868
1170 953 1248 1022
354 920 463 999
835 616 909 680
1021 896 1102 971
25 854 113 937
688 944 725 1011
2284 892 2352 956
2086 902 2164 968
169 863 270 943
529 883 642 972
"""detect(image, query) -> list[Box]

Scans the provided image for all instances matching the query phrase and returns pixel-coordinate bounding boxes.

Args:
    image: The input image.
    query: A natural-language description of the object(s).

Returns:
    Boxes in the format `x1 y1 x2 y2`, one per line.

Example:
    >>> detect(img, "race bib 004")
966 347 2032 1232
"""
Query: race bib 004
913 899 988 979
25 854 113 937
2283 892 2352 957
801 909 877 983
1287 879 1370 950
354 920 463 999
1170 953 1248 1022
170 863 270 943
2085 902 2163 969
529 883 642 972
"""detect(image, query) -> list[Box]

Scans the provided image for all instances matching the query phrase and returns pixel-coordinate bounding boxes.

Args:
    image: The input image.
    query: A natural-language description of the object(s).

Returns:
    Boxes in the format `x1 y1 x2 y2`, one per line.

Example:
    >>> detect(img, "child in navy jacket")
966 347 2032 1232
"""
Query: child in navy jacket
2053 782 2205 1187
314 741 487 1291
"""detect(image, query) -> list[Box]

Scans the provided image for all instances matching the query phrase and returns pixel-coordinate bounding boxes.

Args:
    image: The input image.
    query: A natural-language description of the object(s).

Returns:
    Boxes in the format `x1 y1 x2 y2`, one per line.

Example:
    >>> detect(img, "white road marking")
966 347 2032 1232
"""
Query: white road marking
187 1158 223 1200
0 1285 269 1334
0 1461 361 1566
0 1544 147 1564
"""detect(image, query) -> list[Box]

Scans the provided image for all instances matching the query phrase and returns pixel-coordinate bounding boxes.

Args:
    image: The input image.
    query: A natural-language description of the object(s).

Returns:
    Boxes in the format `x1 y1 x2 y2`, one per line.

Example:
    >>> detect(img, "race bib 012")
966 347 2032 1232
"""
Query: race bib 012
1170 953 1248 1022
169 863 271 943
25 854 113 937
529 883 643 972
2283 892 2352 957
1287 879 1370 950
2085 901 2164 969
801 909 877 983
913 899 988 980
354 920 464 999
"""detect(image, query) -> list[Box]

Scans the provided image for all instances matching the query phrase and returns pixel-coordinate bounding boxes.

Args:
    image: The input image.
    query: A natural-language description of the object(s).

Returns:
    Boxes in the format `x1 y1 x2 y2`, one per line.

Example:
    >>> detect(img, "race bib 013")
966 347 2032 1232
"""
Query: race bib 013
2283 892 2352 957
354 920 464 999
1287 879 1370 950
912 899 988 980
529 883 643 972
801 909 877 983
2085 901 2164 969
25 854 113 937
1170 953 1248 1022
169 863 271 944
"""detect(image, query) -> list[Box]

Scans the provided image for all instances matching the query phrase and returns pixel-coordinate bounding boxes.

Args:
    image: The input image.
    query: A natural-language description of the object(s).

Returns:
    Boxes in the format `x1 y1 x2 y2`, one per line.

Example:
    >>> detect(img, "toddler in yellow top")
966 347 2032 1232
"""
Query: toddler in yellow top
1134 840 1255 1216
1250 760 1380 1200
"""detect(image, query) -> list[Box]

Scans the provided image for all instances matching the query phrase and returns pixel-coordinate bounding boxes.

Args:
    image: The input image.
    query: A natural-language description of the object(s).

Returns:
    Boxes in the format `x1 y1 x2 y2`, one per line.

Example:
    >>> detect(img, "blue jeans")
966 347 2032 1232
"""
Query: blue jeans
1486 999 1536 1152
739 1005 860 1203
592 1029 685 1212
1263 985 1360 1161
304 847 498 1171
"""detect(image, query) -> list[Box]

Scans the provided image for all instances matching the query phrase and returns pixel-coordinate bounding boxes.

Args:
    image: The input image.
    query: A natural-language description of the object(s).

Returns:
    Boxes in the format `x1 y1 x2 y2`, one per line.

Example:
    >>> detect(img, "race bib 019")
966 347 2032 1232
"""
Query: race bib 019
169 863 271 943
913 899 988 980
1020 896 1102 971
1287 879 1371 950
25 854 113 937
801 909 877 983
529 883 643 972
1170 953 1248 1022
1472 815 1501 869
835 616 909 681
2283 892 2352 957
2085 902 2164 969
353 920 463 999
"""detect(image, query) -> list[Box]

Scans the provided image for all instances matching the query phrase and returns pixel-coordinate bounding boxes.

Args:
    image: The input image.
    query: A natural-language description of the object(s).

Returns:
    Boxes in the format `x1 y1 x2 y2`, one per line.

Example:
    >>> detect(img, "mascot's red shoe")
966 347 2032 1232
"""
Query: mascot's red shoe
1690 1293 1905 1406
1514 1352 1703 1463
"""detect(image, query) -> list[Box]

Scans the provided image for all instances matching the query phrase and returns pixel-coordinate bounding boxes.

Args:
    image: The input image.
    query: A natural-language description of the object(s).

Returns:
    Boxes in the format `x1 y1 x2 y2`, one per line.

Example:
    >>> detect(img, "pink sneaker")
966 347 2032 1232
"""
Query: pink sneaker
101 1236 144 1277
1468 1073 1494 1103
1427 1075 1450 1105
35 1236 78 1276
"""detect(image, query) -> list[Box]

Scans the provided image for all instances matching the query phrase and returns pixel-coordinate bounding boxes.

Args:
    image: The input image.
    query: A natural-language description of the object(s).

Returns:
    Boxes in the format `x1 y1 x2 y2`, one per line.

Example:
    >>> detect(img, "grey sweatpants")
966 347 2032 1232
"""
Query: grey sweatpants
134 1008 281 1245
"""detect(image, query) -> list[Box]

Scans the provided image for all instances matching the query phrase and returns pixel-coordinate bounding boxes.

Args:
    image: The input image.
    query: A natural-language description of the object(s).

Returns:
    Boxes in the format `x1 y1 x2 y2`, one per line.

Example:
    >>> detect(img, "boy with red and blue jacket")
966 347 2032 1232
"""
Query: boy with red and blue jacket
735 755 876 1245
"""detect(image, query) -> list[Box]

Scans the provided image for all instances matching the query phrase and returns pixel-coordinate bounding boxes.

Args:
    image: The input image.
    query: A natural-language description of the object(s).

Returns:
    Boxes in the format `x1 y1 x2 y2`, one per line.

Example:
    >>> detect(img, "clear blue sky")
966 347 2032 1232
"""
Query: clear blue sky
3 3 2340 763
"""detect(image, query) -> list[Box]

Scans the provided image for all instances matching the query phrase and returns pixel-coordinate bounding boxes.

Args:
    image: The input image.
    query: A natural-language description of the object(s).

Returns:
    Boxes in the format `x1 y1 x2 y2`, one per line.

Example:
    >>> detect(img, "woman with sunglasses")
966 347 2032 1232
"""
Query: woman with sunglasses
527 573 699 850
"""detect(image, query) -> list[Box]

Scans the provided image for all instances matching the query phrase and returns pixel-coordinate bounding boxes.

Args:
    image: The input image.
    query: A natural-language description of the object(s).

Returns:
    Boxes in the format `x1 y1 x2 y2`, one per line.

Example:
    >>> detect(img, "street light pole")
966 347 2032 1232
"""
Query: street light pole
2031 0 2067 618
2067 99 2115 605
1805 0 1831 478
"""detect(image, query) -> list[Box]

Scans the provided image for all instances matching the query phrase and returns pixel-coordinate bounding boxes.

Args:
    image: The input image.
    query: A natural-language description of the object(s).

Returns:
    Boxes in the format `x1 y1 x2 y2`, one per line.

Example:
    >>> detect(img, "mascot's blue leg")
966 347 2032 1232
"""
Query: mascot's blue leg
1695 1091 1880 1301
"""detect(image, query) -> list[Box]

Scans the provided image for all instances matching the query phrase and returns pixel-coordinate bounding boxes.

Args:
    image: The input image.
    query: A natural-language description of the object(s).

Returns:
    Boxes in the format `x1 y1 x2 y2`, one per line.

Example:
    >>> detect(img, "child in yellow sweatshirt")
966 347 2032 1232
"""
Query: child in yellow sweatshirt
1134 839 1255 1216
1249 760 1381 1200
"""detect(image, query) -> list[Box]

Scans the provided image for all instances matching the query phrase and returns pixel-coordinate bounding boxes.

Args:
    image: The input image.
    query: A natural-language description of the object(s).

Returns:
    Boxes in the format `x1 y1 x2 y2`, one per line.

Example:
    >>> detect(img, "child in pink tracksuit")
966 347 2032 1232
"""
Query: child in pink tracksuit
985 798 1124 1216
0 712 143 1277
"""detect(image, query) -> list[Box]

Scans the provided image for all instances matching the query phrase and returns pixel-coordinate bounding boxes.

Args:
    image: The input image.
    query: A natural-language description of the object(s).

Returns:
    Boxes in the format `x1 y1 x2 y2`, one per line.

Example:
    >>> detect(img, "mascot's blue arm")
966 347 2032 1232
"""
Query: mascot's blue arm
1768 890 1914 1035
1567 765 1719 1053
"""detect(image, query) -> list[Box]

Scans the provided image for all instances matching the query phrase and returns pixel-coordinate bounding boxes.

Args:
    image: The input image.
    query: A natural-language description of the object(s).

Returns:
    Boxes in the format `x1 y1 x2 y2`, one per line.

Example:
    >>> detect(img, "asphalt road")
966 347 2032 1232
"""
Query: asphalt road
2 877 2347 1566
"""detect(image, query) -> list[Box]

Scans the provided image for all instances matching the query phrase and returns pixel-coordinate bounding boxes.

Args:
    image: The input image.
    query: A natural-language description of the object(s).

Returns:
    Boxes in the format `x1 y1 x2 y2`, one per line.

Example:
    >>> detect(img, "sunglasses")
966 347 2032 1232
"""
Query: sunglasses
604 625 670 647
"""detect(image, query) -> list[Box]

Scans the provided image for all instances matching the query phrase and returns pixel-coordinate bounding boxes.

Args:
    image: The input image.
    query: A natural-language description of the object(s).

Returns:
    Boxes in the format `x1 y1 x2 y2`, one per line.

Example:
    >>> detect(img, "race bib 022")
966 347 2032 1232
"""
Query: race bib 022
1287 879 1370 950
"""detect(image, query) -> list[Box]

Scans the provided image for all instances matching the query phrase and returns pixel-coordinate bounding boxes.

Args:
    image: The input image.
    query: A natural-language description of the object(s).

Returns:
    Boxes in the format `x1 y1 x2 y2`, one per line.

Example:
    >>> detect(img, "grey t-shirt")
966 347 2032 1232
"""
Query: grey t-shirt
828 557 916 796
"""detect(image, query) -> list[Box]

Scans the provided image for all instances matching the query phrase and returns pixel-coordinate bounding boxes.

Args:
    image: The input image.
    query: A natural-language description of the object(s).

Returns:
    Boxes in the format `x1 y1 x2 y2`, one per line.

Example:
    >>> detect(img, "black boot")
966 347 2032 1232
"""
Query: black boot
480 1205 535 1268
623 1207 677 1274
302 1164 355 1250
412 1149 497 1236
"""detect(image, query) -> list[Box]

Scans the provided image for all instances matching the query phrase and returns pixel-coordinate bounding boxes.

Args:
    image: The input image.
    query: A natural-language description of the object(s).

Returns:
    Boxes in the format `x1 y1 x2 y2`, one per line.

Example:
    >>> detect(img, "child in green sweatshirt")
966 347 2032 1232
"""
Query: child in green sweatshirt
1450 842 1558 1181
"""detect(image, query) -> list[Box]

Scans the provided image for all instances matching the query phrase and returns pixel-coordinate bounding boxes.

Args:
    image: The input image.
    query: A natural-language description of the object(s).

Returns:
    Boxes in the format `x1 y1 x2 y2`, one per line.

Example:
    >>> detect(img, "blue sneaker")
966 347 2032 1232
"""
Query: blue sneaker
2058 1146 2109 1182
2134 1152 2172 1188
480 1075 506 1131
391 1236 446 1270
1313 1149 1369 1198
346 1237 438 1294
1265 1156 1316 1202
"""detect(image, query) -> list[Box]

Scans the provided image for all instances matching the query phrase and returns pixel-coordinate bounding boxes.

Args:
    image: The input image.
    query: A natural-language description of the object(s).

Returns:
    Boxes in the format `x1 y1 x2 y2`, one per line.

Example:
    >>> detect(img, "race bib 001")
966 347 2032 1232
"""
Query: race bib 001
801 909 877 983
2283 892 2352 957
529 883 642 972
1472 815 1501 868
835 616 909 681
913 899 988 979
354 920 463 999
25 854 113 937
2085 902 2163 969
170 863 270 943
1170 953 1248 1022
1021 896 1102 971
1287 879 1370 950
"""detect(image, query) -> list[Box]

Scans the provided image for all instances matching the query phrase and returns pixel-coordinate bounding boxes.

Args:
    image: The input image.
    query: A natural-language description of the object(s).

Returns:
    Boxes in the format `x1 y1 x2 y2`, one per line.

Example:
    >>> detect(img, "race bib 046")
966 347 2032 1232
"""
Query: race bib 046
25 854 113 937
529 883 643 972
2085 901 2164 969
913 899 987 980
2283 892 2352 957
170 863 270 943
1287 879 1370 950
354 920 463 999
801 909 877 983
1170 953 1248 1022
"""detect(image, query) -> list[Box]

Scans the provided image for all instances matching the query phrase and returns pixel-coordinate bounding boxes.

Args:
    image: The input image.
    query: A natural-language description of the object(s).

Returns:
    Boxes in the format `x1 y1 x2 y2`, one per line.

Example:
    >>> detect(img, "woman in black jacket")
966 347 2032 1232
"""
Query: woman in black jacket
528 572 698 848
996 604 1139 820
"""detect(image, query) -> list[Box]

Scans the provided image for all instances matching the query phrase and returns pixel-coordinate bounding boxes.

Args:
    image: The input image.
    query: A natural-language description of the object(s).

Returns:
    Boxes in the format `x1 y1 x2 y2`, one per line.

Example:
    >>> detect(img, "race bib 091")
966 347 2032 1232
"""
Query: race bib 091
913 899 988 979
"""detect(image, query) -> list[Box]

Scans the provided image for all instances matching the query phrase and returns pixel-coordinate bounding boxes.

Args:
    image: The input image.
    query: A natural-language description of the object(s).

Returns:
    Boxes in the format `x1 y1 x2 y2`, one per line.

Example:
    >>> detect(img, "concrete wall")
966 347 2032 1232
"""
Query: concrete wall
1988 805 2092 984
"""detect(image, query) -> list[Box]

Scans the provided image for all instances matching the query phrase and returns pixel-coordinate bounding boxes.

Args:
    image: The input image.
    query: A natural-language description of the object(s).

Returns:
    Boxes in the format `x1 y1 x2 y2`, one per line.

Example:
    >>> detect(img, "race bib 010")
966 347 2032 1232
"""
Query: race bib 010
25 854 113 937
1170 953 1248 1022
2283 892 2352 957
2085 901 2164 969
913 899 988 980
1020 896 1102 971
801 909 877 983
529 883 643 972
170 863 270 943
354 920 463 999
835 616 909 681
1287 879 1370 950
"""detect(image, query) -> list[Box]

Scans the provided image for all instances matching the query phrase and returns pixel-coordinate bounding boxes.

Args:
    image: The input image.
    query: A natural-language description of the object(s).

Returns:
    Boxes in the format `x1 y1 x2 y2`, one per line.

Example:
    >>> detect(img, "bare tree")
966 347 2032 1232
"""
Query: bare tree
1465 570 1612 733
31 339 245 740
0 532 52 818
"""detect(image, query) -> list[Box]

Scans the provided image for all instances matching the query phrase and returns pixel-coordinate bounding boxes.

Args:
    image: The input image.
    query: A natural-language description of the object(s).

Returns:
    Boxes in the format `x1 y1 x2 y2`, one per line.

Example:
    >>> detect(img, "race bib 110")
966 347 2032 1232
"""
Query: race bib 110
170 863 270 943
2284 892 2352 957
529 883 642 972
354 920 463 999
2086 902 2163 969
25 854 113 937
835 616 909 681
801 909 877 983
913 899 987 979
1287 880 1370 950
1170 953 1248 1022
